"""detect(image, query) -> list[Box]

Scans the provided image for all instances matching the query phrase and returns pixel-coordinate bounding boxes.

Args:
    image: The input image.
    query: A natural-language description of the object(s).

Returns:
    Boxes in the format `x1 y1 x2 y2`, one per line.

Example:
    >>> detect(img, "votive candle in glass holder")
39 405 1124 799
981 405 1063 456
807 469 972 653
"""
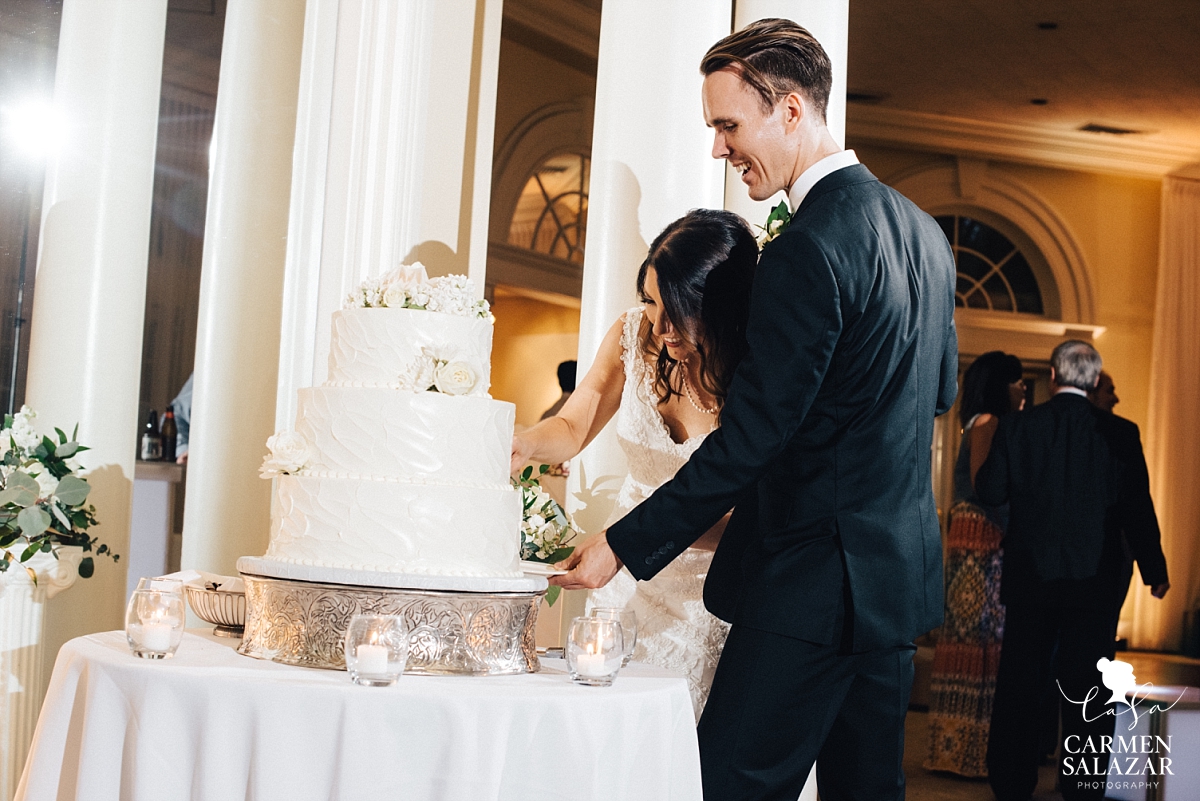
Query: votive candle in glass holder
125 588 185 659
567 616 624 687
344 614 408 687
590 607 637 666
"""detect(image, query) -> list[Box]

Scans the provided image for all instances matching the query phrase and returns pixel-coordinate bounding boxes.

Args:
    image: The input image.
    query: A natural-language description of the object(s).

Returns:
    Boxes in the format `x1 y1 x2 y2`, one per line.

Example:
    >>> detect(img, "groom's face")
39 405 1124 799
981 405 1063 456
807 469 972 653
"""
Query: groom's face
703 69 796 201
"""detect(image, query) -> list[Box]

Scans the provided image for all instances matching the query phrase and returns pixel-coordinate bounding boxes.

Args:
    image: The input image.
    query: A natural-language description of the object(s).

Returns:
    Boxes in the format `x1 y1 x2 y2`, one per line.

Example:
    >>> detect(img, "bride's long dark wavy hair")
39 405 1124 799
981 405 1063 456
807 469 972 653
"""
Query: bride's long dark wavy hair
636 209 758 414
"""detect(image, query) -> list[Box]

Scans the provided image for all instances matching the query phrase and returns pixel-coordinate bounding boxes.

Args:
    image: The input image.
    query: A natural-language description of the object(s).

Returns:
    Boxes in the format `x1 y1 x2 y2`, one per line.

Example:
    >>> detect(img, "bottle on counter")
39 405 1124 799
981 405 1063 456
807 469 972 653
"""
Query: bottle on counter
160 409 177 462
140 410 162 461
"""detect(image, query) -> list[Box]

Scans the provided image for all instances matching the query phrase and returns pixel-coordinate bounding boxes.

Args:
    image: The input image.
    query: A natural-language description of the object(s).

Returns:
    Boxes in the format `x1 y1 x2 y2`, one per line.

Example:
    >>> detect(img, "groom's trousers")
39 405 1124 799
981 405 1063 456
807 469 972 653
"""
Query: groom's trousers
697 621 915 801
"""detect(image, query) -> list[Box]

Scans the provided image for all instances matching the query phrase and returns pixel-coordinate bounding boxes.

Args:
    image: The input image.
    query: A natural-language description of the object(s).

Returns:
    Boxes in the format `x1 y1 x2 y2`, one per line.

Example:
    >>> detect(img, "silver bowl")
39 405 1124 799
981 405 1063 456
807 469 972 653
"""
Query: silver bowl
184 585 247 638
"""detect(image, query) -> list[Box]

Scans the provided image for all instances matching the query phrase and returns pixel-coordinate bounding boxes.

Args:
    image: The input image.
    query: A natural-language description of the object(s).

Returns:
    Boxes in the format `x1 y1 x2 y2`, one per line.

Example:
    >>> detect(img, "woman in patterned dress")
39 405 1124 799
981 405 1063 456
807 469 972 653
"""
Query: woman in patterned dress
510 209 758 716
925 350 1026 776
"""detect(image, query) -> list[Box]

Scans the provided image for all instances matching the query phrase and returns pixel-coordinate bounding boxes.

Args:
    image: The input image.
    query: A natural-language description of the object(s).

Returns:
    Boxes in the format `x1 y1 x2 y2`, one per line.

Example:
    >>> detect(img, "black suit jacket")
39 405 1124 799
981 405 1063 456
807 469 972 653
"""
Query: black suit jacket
974 392 1168 610
607 164 958 651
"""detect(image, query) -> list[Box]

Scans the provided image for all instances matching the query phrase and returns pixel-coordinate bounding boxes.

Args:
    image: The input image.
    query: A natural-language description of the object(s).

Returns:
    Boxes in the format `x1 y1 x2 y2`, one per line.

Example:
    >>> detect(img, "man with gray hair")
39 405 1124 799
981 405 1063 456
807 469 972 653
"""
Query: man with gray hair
975 340 1169 801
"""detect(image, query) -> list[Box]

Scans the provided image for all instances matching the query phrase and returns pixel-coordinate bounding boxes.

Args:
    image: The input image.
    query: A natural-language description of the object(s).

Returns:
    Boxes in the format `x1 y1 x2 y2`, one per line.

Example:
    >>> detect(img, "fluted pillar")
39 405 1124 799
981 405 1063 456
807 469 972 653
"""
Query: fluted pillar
724 0 849 225
273 0 503 426
15 0 168 796
180 0 306 578
570 0 729 535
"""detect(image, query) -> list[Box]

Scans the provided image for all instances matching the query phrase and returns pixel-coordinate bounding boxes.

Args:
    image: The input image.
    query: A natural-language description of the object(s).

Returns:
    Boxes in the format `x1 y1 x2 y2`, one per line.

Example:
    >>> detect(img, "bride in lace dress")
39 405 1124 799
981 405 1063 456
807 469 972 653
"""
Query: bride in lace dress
511 209 758 716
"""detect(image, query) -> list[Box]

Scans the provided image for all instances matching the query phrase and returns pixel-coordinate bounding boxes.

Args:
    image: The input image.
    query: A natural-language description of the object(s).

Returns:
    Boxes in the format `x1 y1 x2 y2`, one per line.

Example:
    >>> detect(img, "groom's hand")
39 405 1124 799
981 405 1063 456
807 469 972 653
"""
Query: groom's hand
550 531 623 590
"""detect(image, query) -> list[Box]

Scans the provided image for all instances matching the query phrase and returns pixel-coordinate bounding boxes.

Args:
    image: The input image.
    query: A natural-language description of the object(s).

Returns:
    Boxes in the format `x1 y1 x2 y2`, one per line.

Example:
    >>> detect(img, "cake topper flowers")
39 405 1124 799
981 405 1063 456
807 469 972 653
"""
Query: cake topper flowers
344 262 493 321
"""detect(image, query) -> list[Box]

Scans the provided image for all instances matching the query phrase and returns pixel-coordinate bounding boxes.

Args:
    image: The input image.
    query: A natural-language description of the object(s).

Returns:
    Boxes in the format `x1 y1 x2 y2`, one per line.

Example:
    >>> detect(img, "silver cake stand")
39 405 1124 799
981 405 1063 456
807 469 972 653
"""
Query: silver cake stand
236 557 548 676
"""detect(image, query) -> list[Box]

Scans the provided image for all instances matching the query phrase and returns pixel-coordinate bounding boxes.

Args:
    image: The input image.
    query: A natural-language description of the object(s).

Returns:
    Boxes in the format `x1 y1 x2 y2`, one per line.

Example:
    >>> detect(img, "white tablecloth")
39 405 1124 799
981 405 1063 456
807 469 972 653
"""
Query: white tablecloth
17 631 702 801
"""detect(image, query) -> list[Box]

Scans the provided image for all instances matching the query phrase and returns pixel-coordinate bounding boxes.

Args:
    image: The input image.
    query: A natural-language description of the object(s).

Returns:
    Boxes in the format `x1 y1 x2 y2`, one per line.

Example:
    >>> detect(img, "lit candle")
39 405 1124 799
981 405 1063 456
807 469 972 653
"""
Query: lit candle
575 643 608 677
356 644 389 675
140 609 173 651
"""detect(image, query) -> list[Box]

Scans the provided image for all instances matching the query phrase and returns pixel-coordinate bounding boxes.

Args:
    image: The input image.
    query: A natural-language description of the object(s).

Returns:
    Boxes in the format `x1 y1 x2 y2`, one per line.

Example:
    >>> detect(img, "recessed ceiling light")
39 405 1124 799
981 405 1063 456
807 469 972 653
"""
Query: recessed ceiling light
1079 123 1144 135
847 91 888 104
1030 98 1049 105
1037 22 1058 30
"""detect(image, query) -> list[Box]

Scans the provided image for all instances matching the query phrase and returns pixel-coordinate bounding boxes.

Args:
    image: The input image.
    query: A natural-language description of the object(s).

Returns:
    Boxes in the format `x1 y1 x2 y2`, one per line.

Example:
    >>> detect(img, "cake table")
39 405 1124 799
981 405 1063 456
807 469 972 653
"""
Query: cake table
17 630 702 801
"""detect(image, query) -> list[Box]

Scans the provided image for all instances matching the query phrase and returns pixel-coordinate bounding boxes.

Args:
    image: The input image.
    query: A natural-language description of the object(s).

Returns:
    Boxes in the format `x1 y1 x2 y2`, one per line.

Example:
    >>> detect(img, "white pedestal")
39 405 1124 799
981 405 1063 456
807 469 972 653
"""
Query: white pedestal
0 549 80 801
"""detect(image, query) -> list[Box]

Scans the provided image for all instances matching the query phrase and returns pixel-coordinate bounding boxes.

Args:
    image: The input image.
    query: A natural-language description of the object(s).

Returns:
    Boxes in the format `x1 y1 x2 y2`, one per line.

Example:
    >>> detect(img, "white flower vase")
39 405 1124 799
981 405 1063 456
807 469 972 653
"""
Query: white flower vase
0 546 82 801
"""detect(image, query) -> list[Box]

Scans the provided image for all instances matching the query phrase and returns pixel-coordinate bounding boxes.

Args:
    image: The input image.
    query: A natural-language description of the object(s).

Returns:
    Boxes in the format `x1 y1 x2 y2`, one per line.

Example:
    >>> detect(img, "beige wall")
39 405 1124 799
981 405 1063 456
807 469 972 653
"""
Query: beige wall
854 141 1162 431
490 290 580 428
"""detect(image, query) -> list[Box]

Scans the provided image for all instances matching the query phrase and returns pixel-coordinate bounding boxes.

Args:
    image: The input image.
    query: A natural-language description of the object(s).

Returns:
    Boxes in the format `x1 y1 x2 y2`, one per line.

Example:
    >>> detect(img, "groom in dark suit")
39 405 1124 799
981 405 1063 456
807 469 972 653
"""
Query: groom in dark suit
553 19 958 800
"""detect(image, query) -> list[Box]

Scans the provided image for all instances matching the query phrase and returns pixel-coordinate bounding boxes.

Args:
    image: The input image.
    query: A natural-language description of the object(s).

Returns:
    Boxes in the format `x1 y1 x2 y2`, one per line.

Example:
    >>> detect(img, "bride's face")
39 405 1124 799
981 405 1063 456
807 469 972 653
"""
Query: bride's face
641 267 697 361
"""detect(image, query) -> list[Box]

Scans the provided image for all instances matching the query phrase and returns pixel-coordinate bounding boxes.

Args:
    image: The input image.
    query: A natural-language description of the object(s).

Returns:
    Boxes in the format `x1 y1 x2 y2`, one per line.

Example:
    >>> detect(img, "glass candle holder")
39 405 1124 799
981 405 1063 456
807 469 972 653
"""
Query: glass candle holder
125 588 185 659
567 616 624 687
591 607 637 666
344 614 408 687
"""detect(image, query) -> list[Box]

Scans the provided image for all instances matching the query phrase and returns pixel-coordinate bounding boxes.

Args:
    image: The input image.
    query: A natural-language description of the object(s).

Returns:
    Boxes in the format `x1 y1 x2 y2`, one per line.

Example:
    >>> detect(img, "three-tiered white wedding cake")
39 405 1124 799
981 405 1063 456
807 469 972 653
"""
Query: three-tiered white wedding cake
254 265 523 580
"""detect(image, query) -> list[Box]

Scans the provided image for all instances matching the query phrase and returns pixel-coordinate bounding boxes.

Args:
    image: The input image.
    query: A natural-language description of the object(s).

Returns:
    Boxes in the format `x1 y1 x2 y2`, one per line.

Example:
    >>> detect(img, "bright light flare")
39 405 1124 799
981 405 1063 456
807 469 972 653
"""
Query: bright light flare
1 98 65 161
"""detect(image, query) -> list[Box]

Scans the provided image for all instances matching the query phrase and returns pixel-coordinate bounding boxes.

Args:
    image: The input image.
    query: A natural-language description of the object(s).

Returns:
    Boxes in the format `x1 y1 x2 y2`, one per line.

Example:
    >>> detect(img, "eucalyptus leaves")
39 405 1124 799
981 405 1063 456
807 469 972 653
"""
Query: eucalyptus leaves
0 406 115 582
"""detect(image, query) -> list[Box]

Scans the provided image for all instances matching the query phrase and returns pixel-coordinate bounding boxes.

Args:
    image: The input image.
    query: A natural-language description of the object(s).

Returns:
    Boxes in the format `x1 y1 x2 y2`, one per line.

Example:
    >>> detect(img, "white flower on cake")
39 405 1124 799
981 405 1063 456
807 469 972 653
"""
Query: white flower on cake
11 406 41 451
398 349 481 396
433 360 478 396
260 431 311 477
397 352 438 393
343 262 492 320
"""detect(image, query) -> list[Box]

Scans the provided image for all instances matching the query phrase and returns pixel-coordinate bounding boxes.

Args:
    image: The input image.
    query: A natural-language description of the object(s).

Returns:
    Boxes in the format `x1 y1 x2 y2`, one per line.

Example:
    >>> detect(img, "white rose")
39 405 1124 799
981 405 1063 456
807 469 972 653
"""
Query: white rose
433 360 478 395
32 469 59 499
381 283 408 308
260 431 310 477
528 514 546 530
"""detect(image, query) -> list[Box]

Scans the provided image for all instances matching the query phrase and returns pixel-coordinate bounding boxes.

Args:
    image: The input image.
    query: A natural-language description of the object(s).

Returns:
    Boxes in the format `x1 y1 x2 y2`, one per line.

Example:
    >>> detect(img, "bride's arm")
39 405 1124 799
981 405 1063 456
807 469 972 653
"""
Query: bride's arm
511 315 627 473
690 512 732 551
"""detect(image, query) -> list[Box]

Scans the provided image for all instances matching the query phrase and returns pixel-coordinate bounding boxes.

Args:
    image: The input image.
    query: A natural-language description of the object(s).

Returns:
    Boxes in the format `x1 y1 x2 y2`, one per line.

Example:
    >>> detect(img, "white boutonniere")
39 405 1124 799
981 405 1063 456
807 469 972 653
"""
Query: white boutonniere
755 201 792 248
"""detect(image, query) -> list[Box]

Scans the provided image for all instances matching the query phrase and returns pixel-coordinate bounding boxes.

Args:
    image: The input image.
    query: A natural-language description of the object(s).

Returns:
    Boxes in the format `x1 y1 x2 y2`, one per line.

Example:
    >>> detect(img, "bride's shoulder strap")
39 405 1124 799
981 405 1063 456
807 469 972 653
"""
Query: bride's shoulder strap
620 306 644 373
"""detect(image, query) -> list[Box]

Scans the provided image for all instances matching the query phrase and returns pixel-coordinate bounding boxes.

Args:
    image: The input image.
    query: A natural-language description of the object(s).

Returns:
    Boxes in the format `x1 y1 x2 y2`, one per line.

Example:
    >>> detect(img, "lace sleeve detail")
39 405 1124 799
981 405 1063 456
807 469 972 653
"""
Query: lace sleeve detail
620 306 644 379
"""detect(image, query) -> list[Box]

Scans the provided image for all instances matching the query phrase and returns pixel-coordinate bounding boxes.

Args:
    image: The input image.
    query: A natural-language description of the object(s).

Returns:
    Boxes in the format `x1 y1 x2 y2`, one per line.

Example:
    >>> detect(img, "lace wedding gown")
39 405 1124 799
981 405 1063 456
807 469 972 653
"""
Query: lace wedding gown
588 306 731 718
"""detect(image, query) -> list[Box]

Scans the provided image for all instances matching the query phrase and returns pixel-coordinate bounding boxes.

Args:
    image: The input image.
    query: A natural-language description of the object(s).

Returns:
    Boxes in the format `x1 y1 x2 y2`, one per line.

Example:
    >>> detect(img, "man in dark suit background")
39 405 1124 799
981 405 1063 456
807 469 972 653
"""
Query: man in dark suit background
552 19 958 800
976 340 1169 801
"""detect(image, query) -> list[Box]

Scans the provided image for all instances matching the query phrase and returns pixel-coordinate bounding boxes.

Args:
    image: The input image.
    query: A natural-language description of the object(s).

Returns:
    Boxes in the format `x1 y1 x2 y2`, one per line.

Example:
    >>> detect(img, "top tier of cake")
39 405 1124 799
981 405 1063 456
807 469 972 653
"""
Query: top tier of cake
327 308 493 393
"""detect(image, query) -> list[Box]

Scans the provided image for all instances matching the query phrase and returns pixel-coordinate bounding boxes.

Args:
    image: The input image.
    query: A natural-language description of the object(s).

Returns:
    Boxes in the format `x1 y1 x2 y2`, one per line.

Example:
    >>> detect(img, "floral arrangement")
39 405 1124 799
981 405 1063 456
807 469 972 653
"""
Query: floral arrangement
260 431 312 478
0 406 115 582
515 464 578 605
755 200 792 247
397 349 481 396
344 262 493 321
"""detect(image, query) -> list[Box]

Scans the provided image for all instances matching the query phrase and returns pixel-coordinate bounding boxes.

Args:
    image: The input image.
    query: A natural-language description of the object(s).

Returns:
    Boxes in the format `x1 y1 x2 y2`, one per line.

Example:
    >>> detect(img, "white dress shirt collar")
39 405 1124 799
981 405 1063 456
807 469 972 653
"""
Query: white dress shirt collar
787 149 860 211
1054 386 1089 398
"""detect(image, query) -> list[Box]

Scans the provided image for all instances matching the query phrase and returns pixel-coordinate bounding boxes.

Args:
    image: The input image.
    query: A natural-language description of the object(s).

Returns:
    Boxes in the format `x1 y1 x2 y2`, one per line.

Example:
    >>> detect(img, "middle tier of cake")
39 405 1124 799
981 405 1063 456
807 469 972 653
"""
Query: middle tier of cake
295 386 513 486
267 474 523 577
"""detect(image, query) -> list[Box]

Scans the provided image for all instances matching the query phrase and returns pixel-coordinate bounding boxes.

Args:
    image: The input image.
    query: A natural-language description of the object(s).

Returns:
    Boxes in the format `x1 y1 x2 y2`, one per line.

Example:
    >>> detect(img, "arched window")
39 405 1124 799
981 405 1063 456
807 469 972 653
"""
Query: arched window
507 154 589 264
936 214 1044 314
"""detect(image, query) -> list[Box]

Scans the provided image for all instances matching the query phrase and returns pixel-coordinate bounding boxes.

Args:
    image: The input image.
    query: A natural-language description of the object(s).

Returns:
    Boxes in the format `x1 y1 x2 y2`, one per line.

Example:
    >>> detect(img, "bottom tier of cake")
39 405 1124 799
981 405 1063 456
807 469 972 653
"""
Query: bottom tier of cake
266 474 522 578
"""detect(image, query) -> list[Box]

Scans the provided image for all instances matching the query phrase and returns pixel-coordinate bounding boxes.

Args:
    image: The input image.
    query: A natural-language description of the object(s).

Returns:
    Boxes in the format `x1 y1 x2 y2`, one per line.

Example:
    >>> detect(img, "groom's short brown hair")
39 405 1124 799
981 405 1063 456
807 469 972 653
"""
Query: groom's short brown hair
701 18 832 121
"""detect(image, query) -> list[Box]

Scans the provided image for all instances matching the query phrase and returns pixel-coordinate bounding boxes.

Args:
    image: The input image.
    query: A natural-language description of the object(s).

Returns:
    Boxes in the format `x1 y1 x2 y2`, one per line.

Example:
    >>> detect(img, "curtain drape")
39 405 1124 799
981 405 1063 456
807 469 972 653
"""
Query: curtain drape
1131 170 1200 651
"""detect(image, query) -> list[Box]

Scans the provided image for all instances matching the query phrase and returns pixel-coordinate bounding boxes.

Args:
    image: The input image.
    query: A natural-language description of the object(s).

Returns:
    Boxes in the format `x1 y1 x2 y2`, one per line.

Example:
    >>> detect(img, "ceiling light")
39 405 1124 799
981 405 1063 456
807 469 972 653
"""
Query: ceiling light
1079 123 1144 135
0 98 64 161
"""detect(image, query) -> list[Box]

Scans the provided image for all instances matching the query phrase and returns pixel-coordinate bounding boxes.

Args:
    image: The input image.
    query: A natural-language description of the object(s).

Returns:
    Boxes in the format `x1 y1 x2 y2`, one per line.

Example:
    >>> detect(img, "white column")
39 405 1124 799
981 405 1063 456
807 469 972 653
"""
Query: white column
1133 169 1200 651
724 0 849 225
180 0 306 577
274 0 503 428
570 0 729 535
15 0 167 796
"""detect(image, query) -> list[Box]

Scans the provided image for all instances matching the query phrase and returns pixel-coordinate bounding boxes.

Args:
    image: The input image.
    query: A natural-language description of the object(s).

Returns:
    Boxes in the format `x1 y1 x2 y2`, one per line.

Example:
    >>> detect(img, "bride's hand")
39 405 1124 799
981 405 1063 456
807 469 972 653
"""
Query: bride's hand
510 431 535 475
